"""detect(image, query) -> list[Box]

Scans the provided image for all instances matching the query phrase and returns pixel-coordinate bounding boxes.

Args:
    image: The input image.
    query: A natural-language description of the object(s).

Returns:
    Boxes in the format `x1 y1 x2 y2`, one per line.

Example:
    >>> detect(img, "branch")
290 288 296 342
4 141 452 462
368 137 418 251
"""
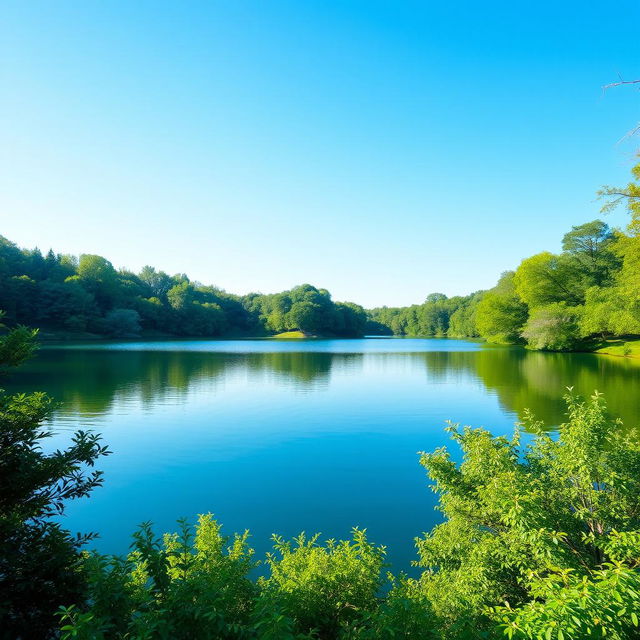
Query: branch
603 75 640 91
617 122 640 145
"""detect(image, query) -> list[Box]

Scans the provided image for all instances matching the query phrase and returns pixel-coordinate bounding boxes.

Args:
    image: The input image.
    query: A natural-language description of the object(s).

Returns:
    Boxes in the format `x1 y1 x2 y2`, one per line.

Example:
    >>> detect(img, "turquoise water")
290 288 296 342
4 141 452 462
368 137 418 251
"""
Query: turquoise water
5 337 640 570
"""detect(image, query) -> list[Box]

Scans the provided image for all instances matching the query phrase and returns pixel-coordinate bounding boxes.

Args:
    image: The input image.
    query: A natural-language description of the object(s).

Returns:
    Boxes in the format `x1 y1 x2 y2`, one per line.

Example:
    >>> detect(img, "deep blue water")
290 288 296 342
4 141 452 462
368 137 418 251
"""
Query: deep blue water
5 337 640 571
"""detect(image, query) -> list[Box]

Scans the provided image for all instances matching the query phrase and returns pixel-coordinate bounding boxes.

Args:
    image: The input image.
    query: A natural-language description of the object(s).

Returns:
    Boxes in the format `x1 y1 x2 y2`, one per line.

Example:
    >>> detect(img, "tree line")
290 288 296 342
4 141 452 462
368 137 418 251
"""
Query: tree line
0 242 367 338
369 160 640 350
2 160 638 349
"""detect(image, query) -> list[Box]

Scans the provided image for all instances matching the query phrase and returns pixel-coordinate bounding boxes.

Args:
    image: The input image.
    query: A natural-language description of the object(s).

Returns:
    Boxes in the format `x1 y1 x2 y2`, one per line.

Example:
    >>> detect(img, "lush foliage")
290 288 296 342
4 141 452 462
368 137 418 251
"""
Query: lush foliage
369 292 482 339
51 392 640 640
368 160 640 352
56 520 395 640
0 311 38 370
0 240 366 338
0 324 110 639
520 303 583 351
244 285 367 337
414 391 640 638
474 272 527 344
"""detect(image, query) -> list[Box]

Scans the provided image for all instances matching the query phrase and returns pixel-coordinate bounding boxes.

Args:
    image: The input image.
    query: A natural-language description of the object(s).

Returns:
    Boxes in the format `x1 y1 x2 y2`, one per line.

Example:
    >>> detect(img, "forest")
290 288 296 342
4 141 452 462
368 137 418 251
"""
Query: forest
0 243 368 339
369 160 640 351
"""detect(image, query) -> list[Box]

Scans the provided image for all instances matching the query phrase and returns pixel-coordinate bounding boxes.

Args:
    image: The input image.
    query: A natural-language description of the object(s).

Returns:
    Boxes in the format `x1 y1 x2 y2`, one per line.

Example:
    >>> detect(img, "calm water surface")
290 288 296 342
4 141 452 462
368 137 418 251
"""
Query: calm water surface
5 337 640 570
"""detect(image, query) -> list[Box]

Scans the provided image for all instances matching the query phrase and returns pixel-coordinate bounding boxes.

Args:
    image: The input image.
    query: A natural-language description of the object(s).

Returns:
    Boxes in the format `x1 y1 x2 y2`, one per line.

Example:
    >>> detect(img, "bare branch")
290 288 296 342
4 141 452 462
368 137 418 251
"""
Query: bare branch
616 122 640 145
603 78 640 90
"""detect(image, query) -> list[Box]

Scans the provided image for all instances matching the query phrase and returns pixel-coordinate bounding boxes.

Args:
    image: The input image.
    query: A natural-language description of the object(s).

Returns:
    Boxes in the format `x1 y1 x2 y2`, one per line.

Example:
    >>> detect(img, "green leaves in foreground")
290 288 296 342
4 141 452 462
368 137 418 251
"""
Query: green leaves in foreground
415 391 640 639
57 392 640 639
492 532 640 639
0 322 110 639
56 518 407 640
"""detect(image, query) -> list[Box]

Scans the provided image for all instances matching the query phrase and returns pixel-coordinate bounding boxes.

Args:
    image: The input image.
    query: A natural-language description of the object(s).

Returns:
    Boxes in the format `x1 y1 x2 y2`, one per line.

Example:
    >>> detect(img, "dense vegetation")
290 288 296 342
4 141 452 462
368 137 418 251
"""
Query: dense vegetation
369 160 640 351
0 320 110 638
0 244 367 339
1 325 639 639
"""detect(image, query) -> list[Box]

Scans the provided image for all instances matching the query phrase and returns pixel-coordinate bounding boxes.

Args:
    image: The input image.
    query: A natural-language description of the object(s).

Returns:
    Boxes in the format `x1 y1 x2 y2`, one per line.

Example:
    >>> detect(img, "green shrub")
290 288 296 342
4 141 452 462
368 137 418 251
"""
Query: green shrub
414 391 640 638
491 530 640 639
58 515 257 639
520 303 583 350
258 529 385 638
0 321 109 639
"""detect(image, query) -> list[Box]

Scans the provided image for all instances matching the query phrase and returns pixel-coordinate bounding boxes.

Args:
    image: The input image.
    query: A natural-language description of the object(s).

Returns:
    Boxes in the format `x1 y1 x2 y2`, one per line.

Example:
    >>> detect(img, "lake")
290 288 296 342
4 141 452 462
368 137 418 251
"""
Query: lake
4 337 640 571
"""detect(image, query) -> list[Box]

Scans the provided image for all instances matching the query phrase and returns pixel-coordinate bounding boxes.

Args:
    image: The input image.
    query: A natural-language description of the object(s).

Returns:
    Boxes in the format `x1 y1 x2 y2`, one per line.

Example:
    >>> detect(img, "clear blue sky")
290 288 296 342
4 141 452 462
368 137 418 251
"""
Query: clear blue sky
1 1 639 307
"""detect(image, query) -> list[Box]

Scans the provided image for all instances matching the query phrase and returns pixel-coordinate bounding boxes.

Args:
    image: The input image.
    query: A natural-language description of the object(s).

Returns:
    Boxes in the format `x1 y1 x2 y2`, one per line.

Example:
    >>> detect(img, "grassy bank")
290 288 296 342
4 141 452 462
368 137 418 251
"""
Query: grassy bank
593 337 640 359
272 330 311 339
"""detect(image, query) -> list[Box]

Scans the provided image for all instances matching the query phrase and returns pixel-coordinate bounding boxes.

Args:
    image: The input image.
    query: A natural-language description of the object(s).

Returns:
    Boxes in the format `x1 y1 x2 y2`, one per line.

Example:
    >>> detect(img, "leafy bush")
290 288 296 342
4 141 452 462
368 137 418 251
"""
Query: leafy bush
413 391 640 638
57 521 389 640
0 321 110 639
0 311 37 369
259 529 385 637
57 515 257 639
491 530 640 639
520 303 583 350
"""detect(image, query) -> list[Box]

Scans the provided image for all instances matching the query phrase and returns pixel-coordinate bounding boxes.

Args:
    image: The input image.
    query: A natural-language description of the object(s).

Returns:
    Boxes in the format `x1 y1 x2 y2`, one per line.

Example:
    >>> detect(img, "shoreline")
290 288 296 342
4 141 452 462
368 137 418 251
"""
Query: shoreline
33 330 640 360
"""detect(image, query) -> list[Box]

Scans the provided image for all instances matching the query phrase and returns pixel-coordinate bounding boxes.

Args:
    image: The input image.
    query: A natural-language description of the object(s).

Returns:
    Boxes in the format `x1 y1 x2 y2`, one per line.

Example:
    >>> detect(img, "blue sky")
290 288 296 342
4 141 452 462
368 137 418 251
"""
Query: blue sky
1 1 639 307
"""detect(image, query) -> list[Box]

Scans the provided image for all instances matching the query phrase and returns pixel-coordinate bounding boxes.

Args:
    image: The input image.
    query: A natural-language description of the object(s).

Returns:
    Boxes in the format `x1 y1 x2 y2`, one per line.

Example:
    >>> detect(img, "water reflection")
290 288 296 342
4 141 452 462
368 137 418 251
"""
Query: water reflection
5 341 640 431
410 348 640 429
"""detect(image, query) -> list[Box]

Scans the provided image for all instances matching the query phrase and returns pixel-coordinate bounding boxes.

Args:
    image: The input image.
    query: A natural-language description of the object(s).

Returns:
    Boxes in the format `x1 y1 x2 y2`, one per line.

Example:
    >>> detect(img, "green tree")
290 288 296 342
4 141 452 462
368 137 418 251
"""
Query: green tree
0 326 110 639
287 301 323 333
571 162 640 341
36 279 97 331
514 253 584 308
139 265 173 299
77 254 120 313
561 220 619 287
598 158 640 232
167 281 194 311
580 286 640 338
332 302 367 337
475 272 528 343
101 308 142 338
447 292 483 338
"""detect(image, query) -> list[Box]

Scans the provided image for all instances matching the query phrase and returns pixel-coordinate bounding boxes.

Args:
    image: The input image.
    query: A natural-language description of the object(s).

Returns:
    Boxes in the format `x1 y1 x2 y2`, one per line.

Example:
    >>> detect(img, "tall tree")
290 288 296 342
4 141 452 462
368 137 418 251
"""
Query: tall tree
561 219 619 287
